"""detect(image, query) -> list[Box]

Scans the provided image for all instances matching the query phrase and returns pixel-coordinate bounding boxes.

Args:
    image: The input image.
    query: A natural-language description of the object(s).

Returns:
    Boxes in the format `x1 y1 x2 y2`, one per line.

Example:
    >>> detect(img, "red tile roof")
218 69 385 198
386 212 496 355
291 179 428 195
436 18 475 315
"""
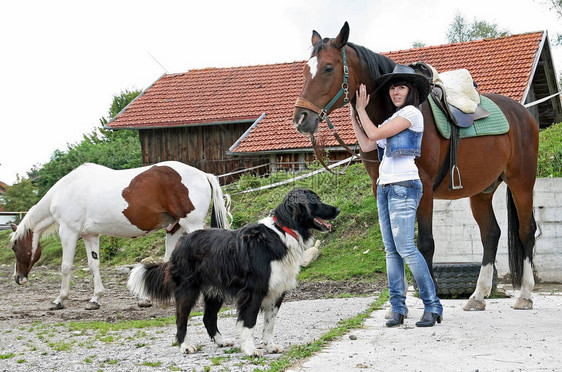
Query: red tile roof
107 32 545 153
383 32 544 102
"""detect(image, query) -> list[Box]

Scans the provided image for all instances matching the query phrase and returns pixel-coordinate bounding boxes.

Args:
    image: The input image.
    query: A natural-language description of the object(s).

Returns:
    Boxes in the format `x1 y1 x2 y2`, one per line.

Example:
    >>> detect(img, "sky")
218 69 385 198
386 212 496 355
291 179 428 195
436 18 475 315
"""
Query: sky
1 0 560 185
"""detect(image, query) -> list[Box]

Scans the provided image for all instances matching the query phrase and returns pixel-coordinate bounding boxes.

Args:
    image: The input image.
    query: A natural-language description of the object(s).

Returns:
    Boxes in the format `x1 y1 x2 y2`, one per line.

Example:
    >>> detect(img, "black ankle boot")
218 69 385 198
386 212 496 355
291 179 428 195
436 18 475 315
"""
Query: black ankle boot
386 312 404 327
415 311 442 327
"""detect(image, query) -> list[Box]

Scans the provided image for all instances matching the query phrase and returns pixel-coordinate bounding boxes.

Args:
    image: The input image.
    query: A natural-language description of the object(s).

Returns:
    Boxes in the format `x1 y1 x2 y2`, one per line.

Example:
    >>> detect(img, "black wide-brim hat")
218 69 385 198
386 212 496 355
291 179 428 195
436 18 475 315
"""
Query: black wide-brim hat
374 64 431 103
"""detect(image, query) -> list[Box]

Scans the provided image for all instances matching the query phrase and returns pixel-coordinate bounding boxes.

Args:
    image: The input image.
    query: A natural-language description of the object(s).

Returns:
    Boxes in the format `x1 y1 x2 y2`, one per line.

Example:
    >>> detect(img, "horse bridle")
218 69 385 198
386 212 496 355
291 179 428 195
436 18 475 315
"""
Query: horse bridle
295 48 361 173
295 48 376 174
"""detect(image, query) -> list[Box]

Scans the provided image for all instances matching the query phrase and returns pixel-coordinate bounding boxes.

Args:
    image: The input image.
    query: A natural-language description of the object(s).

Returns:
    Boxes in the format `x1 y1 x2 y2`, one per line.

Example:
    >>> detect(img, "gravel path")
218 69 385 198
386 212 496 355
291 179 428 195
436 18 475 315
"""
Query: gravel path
0 296 376 371
0 265 379 371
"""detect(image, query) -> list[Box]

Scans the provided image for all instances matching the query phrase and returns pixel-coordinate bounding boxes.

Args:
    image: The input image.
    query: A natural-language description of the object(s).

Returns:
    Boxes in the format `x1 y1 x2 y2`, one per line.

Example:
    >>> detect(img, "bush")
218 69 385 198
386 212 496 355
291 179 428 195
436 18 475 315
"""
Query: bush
537 122 562 177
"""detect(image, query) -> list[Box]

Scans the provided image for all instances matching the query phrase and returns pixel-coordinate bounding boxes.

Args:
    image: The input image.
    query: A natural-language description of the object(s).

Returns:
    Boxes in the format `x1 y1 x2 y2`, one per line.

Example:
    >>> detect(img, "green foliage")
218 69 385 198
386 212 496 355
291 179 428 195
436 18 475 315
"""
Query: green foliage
1 176 39 212
446 13 510 43
537 122 562 177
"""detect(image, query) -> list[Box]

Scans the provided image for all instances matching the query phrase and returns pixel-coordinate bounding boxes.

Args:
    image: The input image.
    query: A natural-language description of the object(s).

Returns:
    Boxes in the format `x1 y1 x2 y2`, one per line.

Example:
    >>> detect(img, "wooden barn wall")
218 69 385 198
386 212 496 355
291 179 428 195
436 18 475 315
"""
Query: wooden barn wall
271 151 356 171
138 124 357 183
139 124 268 180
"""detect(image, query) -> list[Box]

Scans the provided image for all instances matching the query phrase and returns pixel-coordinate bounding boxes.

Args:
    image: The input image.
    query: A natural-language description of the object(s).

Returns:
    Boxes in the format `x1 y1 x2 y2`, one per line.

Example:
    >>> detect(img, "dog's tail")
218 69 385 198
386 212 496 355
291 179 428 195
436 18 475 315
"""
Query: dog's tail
127 262 175 304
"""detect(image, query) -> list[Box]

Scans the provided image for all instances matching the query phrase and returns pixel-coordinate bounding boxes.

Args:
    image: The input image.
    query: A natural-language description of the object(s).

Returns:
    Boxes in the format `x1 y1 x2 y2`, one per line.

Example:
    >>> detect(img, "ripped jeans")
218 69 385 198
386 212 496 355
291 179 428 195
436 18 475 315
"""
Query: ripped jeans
377 180 442 317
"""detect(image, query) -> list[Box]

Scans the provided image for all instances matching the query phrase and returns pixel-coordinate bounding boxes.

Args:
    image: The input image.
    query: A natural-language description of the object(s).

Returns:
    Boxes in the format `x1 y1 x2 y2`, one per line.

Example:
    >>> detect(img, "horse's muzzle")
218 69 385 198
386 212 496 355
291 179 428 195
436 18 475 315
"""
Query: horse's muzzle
15 275 28 285
293 113 319 135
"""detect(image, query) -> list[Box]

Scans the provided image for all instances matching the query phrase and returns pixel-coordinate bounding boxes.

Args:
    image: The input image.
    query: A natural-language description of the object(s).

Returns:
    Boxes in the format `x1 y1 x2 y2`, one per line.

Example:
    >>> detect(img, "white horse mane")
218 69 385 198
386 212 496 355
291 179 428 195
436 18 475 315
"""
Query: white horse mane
10 206 58 243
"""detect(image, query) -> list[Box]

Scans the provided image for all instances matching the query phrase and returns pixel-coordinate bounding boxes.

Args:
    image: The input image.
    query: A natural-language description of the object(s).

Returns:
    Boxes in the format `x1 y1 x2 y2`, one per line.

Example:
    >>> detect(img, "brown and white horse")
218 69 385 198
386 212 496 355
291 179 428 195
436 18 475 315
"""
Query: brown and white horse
293 23 538 311
10 161 230 310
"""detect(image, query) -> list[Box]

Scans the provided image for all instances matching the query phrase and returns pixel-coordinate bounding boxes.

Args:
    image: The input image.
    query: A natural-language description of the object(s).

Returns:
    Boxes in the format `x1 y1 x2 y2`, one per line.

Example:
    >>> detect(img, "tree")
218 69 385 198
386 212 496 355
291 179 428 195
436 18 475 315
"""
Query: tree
412 41 426 48
2 176 39 213
446 13 510 43
543 0 562 18
540 0 562 45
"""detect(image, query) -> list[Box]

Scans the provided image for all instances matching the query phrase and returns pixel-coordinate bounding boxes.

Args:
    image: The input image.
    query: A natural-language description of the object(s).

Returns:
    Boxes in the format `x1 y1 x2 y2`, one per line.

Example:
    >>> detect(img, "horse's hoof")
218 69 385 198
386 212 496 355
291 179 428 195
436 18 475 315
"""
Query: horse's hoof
463 298 486 311
85 302 101 310
138 299 153 308
49 302 64 310
513 297 533 310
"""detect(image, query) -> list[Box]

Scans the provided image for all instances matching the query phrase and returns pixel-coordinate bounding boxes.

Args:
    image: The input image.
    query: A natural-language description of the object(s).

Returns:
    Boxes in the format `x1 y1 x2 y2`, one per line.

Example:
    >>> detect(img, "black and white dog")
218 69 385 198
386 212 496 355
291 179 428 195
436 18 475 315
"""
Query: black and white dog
127 188 339 356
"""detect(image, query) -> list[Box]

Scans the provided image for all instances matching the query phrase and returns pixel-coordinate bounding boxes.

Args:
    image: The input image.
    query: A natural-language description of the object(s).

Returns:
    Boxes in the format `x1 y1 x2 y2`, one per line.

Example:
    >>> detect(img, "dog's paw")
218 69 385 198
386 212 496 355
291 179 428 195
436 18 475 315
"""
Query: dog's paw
241 340 263 357
244 348 263 357
214 334 235 347
180 343 197 354
264 343 284 354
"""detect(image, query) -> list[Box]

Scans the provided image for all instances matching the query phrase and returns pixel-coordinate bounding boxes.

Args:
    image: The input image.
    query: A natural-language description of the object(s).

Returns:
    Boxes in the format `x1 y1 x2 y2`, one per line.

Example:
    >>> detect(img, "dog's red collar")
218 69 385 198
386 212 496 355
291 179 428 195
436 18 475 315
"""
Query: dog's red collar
273 215 299 241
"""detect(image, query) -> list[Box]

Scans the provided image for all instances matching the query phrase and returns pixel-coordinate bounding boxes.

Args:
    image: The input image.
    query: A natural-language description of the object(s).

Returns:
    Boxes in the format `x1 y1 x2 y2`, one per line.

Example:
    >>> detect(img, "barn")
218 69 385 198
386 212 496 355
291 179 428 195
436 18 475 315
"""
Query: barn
106 31 560 176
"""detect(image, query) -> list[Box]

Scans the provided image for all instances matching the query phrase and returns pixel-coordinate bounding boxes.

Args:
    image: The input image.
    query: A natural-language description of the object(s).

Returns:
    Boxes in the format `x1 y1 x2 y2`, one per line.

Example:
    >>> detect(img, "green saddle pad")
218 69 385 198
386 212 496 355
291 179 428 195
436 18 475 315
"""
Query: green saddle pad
428 95 509 139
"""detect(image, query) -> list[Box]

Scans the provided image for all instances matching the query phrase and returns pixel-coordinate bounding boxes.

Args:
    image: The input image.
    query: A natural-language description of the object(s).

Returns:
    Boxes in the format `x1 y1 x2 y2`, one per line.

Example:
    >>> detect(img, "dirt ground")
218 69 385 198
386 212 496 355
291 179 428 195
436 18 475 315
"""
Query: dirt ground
0 264 382 325
0 264 383 372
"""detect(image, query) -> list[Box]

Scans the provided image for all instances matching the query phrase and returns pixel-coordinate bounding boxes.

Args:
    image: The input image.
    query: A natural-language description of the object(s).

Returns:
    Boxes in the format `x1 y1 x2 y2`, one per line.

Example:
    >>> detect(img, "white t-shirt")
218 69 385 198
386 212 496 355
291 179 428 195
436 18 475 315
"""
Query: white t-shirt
376 105 424 185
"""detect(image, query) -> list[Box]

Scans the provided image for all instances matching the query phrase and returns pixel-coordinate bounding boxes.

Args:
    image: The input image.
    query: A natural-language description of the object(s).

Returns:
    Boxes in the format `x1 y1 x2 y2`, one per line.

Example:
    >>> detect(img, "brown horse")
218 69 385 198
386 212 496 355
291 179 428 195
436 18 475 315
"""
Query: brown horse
293 22 538 311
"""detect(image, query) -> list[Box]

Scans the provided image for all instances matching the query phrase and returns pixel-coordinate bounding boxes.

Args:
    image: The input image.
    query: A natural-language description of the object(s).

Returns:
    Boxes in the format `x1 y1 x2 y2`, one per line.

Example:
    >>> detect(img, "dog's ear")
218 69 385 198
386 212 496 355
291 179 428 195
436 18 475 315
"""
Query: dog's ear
291 202 302 220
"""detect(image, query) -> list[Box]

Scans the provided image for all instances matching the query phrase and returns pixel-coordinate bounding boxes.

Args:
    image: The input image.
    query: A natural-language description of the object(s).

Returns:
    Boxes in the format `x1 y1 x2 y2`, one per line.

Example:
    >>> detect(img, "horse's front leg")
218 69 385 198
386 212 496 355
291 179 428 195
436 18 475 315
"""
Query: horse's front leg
83 235 104 310
463 193 501 311
51 226 78 310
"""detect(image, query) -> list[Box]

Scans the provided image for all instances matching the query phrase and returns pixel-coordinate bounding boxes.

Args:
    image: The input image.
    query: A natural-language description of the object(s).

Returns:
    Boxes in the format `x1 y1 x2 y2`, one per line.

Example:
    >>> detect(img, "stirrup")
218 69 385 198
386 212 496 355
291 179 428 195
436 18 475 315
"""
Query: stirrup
451 165 463 190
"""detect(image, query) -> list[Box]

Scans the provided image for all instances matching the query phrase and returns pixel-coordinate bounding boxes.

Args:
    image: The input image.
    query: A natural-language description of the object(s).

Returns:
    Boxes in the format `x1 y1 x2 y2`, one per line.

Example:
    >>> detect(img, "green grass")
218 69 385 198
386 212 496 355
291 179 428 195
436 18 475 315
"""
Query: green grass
64 316 176 335
537 122 562 177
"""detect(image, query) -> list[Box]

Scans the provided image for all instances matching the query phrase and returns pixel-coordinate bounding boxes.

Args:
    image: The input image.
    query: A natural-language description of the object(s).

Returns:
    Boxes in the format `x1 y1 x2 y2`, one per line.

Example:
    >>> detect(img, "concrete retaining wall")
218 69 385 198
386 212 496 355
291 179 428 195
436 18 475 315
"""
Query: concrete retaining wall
432 178 562 283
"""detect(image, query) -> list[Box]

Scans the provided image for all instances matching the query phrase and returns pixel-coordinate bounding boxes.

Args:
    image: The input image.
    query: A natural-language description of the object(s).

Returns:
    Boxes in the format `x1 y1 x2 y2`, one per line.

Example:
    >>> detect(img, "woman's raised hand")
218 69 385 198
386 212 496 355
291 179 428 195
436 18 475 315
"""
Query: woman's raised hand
355 84 370 111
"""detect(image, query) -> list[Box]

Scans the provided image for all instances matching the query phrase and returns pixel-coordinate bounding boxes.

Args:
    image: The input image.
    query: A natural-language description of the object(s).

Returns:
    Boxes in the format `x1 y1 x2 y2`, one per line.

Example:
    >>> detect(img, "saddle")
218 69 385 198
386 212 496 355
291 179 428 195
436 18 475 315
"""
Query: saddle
410 62 490 128
409 62 491 191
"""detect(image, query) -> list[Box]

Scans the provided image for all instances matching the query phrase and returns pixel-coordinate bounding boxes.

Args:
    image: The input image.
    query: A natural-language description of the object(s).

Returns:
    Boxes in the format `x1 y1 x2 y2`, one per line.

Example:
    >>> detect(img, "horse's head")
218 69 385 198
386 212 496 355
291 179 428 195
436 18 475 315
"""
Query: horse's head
293 22 355 135
10 223 42 285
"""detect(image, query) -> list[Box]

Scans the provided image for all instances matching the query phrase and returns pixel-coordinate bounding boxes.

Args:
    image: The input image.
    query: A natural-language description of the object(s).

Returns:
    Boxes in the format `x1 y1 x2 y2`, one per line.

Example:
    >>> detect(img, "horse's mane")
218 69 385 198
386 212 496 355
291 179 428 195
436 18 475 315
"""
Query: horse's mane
10 206 58 243
311 39 396 82
347 42 396 82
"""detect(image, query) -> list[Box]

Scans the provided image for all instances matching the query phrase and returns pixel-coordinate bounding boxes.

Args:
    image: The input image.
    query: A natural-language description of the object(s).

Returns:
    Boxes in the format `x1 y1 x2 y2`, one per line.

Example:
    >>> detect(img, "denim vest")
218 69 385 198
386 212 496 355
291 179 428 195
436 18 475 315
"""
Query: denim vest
377 129 423 161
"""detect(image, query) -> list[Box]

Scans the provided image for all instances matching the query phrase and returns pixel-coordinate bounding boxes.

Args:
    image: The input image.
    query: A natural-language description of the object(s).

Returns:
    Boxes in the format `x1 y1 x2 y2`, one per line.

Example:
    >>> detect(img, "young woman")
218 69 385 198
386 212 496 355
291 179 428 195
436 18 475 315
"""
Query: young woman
350 64 443 327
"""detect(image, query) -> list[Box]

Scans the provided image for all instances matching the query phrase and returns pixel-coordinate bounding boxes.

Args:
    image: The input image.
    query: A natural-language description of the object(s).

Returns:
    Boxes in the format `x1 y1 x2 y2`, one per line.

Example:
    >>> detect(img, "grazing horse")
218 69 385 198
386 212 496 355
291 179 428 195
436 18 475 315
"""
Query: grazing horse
10 161 230 310
293 22 538 310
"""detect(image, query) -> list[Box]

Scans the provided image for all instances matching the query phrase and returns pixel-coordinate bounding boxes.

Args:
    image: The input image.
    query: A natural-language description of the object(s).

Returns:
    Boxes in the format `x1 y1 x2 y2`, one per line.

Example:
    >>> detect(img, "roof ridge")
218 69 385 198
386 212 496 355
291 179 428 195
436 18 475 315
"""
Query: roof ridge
384 31 544 54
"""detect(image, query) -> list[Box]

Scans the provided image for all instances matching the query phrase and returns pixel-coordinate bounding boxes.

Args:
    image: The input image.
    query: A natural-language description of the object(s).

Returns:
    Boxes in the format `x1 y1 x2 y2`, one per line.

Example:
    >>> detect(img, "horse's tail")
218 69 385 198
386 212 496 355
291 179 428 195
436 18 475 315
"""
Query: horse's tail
127 262 175 303
506 186 535 288
205 173 232 229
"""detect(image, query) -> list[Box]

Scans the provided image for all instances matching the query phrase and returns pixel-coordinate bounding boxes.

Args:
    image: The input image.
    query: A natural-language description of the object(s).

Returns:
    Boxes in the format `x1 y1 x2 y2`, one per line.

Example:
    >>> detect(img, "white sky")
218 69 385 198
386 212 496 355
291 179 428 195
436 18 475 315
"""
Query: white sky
1 0 560 185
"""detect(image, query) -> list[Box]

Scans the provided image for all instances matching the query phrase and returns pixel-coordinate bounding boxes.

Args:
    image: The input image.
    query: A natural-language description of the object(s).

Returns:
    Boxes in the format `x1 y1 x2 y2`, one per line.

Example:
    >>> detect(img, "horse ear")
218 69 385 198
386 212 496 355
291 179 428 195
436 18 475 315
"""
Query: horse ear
332 21 350 50
10 223 17 232
311 30 322 46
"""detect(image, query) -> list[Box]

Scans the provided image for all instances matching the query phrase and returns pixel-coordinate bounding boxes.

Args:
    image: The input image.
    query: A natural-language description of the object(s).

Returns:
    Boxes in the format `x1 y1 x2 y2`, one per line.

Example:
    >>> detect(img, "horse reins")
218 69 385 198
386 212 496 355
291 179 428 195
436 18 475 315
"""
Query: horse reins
295 47 378 175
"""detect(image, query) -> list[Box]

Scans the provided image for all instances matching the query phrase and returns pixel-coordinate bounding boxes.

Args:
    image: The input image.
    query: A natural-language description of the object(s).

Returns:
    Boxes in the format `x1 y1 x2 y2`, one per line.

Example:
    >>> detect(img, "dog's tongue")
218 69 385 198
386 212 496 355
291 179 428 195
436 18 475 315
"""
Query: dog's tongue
315 218 332 231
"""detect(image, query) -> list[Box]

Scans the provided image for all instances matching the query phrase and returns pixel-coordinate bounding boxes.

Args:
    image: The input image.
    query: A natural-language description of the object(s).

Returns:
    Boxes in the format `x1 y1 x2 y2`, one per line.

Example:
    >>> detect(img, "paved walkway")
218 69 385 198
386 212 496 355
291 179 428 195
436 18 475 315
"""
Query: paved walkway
289 285 562 371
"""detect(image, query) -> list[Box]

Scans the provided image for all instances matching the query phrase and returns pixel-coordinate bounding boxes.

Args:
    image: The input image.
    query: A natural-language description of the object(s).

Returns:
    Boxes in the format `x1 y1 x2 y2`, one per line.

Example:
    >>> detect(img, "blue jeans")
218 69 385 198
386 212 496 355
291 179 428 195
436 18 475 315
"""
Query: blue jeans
377 180 443 317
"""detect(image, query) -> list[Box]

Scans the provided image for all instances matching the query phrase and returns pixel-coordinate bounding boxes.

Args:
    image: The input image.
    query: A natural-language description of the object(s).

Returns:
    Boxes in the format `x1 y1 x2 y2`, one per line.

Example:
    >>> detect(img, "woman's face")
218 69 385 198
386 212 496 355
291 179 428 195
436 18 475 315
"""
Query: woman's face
389 84 409 108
